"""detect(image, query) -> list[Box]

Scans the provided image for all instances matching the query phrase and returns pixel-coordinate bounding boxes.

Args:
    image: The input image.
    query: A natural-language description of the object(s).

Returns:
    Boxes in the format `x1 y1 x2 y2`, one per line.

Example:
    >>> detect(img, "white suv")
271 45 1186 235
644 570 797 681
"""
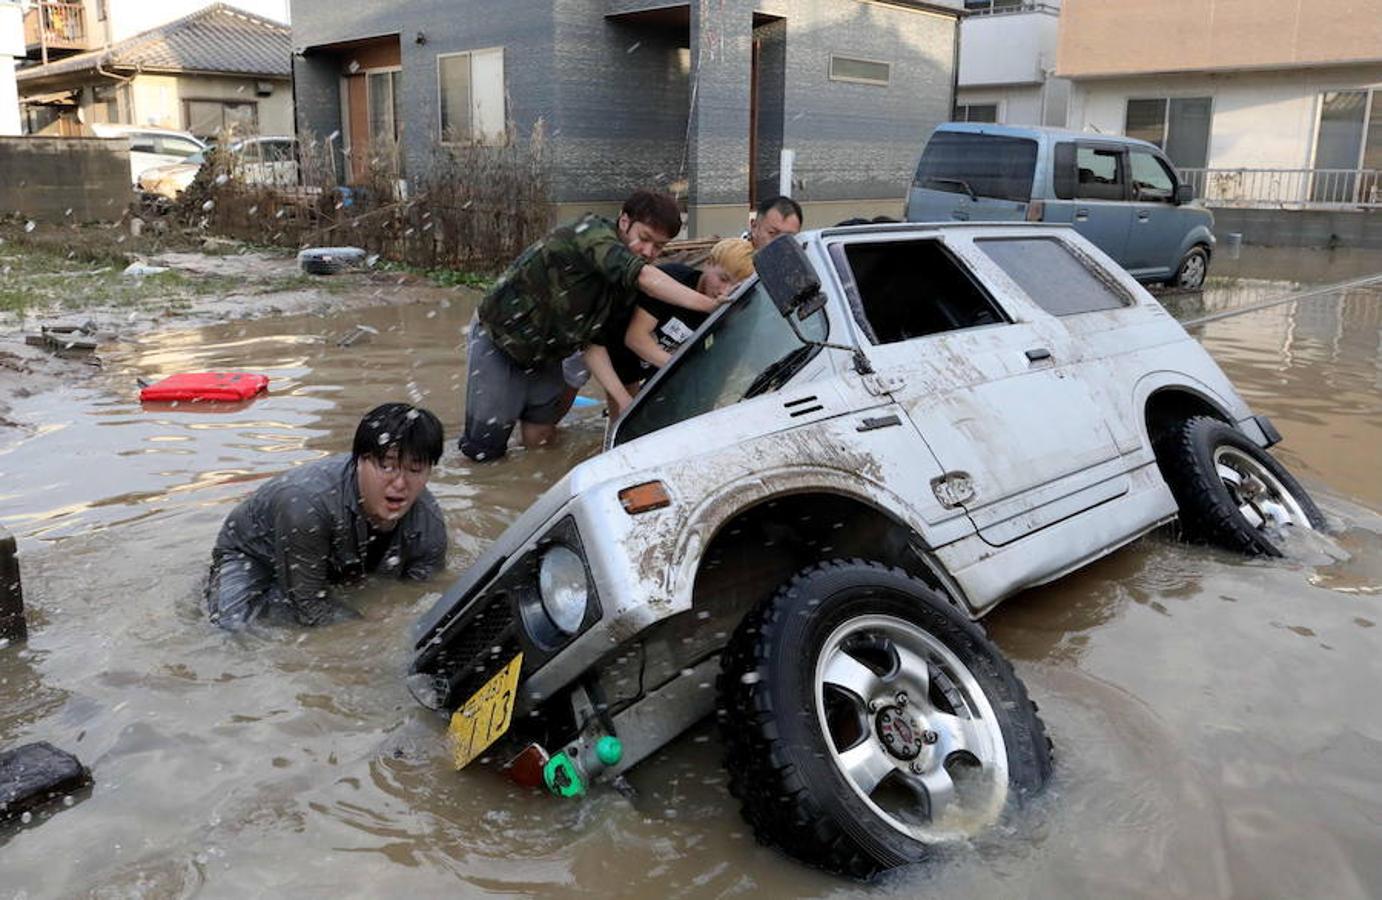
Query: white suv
90 123 206 186
410 223 1323 878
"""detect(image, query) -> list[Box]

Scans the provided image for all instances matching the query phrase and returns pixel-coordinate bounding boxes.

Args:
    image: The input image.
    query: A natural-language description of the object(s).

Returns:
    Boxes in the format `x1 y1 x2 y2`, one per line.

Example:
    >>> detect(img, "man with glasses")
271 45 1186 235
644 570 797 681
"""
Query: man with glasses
205 403 448 629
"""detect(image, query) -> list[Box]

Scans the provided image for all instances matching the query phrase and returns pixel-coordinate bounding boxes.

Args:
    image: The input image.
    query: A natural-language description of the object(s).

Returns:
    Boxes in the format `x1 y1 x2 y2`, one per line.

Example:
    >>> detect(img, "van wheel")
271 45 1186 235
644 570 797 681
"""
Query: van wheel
717 560 1052 879
1174 246 1210 290
1156 416 1324 556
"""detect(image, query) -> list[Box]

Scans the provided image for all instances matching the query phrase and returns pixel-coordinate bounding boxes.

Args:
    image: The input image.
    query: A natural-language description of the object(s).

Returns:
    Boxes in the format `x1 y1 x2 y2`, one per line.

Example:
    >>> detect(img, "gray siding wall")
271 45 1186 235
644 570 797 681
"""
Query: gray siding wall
289 1 955 205
551 1 692 203
760 0 956 203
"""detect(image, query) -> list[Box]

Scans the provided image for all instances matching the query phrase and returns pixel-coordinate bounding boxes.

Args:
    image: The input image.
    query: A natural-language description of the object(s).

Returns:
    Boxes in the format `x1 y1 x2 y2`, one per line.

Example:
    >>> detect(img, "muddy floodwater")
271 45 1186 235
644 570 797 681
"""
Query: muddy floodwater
2 249 1380 897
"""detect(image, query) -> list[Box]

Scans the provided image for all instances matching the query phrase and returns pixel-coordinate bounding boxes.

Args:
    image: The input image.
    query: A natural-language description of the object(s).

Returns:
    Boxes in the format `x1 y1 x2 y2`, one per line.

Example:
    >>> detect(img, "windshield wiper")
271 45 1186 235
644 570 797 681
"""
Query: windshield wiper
743 344 817 400
924 176 978 201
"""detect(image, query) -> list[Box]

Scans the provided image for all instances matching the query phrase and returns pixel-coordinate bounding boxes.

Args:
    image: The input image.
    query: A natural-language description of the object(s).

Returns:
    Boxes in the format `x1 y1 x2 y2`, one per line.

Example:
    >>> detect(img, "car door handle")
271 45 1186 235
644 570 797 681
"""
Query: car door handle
1025 348 1052 362
1137 211 1151 221
1074 209 1089 222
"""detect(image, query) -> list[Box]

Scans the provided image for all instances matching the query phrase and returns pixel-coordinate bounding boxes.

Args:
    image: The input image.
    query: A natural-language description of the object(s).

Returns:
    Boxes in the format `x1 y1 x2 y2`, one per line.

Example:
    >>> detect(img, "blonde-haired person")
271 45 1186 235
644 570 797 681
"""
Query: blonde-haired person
623 238 755 372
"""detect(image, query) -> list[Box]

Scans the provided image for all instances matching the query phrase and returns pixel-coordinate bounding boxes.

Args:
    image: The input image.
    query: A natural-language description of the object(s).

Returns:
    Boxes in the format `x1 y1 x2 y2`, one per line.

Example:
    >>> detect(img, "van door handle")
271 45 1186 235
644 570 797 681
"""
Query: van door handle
1025 347 1052 362
1137 211 1151 221
1074 209 1089 222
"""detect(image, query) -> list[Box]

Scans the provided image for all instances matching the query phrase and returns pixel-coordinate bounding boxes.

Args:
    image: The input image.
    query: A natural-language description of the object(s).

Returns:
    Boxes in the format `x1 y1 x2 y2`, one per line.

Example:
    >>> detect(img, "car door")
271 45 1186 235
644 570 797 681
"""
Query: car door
1042 141 1133 267
829 234 1126 547
1124 150 1187 280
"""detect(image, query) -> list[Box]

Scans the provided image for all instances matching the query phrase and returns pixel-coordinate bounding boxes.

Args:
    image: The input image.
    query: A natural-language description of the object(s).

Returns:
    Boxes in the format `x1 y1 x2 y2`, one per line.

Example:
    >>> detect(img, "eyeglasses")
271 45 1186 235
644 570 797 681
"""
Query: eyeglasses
366 455 432 483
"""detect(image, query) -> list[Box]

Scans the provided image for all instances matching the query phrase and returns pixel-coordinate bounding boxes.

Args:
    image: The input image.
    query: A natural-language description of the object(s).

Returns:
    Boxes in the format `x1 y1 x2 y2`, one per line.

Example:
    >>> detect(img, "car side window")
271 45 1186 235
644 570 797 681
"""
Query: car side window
978 238 1132 316
1075 146 1125 201
836 239 1008 344
158 136 203 158
128 133 157 154
262 140 294 163
1130 151 1176 203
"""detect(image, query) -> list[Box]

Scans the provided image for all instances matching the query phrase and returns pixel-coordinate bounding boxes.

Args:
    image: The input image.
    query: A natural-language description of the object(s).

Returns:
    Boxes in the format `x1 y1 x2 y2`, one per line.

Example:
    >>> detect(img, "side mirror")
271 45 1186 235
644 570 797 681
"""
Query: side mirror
755 235 823 319
1175 183 1195 205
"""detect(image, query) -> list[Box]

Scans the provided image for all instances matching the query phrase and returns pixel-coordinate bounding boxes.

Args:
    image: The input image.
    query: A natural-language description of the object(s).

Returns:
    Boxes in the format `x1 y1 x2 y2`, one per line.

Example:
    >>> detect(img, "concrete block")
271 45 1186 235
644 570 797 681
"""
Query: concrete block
0 526 24 644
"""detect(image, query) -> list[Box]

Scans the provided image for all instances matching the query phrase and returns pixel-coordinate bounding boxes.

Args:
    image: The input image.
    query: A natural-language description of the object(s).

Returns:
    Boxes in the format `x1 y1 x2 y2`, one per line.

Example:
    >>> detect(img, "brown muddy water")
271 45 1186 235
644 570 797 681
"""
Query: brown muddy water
2 253 1381 898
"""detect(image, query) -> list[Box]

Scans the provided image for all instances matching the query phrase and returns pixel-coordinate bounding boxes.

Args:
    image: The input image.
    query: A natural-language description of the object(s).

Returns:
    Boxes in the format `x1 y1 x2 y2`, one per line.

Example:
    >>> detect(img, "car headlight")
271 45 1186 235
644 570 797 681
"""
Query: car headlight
537 545 588 635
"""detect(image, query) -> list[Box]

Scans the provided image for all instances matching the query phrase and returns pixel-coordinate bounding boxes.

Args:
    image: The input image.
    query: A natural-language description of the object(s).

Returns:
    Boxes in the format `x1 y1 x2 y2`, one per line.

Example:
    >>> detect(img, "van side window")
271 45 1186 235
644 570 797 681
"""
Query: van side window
1075 146 1125 201
1053 142 1077 199
128 133 157 154
978 238 1132 316
840 240 1008 343
1130 151 1176 202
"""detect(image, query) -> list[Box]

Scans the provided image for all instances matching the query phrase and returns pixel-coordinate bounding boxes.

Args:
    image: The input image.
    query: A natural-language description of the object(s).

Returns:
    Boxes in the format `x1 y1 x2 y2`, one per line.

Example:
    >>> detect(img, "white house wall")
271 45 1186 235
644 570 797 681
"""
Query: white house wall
130 74 292 134
0 0 21 136
958 11 1060 88
1068 64 1382 169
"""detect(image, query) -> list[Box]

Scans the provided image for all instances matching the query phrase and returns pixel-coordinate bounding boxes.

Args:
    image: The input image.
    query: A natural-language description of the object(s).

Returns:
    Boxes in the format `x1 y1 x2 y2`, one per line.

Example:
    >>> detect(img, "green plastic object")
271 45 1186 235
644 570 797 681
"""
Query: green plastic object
595 735 623 767
543 753 586 799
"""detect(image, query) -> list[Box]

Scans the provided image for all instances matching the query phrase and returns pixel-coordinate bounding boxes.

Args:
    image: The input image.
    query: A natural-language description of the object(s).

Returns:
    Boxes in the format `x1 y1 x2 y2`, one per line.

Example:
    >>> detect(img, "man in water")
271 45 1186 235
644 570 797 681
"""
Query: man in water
746 195 804 250
459 189 728 461
206 403 447 629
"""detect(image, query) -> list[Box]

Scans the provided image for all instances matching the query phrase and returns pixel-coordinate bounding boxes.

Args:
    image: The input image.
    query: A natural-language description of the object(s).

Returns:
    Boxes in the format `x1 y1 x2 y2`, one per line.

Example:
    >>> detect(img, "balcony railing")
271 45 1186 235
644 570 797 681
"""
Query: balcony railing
23 2 90 58
1178 167 1382 210
964 1 1061 16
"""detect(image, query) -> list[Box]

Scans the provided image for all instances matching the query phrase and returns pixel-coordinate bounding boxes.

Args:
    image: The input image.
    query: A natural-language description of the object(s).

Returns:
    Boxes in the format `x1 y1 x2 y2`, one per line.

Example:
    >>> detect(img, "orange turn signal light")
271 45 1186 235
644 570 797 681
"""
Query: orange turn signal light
619 481 671 515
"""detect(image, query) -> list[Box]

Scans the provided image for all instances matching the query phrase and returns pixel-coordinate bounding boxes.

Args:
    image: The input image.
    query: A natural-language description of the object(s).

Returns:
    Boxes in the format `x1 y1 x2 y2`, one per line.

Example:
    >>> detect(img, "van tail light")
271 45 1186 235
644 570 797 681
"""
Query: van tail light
1025 200 1045 222
618 481 671 515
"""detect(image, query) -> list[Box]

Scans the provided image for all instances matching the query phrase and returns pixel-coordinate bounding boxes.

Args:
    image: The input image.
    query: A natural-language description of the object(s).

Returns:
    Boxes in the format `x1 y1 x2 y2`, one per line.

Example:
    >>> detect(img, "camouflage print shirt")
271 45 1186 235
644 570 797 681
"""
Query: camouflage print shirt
478 214 647 368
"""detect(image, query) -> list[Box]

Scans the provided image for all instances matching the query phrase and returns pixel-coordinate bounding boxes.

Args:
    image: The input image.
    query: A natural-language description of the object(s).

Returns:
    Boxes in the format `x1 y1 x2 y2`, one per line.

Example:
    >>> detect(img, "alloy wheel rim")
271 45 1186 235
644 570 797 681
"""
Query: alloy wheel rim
1212 446 1314 533
1180 254 1206 288
813 613 1008 843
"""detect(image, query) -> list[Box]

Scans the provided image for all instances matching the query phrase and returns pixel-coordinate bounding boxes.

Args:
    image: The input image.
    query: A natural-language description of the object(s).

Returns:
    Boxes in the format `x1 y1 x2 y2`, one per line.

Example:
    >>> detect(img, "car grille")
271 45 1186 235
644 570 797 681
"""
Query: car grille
431 595 518 707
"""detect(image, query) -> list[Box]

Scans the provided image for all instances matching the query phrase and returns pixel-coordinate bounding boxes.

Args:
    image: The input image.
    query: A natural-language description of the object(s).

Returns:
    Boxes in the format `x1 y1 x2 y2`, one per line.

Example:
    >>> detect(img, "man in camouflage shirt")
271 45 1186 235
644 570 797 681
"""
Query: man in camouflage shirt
460 189 725 461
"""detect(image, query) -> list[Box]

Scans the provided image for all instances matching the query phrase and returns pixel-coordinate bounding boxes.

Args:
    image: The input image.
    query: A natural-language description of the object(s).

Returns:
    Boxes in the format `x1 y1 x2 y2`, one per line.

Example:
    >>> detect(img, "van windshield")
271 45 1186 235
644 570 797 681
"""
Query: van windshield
914 132 1038 203
612 281 828 447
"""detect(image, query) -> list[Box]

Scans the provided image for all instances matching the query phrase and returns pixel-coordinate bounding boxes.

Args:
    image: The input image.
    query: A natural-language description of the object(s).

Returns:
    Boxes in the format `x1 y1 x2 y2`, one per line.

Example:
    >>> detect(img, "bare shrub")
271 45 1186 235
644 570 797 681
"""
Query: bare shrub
185 124 552 275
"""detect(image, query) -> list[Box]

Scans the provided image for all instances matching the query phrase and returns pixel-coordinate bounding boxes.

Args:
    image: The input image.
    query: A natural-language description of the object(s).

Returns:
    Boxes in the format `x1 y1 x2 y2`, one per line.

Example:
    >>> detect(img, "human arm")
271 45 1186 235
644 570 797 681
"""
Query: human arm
582 344 635 415
625 307 672 369
636 264 725 314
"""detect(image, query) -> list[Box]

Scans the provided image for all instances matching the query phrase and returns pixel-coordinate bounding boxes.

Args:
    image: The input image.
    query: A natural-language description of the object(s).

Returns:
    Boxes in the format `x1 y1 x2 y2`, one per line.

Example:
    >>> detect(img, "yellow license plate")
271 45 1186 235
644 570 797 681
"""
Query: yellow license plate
448 653 523 770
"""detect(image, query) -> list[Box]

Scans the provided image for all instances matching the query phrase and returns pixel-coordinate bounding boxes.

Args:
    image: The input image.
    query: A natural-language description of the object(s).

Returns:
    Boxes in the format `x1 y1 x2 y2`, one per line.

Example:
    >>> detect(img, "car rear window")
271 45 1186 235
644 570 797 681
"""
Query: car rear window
978 238 1132 316
914 132 1038 203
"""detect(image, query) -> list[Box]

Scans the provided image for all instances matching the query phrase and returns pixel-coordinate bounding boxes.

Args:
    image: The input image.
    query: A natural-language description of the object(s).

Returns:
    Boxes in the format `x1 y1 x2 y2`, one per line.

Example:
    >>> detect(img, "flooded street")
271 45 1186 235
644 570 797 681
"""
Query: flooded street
2 249 1381 898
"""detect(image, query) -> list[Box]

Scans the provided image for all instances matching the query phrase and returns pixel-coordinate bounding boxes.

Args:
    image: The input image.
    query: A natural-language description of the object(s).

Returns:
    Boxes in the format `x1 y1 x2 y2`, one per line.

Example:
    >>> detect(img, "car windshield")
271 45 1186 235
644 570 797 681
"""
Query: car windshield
914 132 1038 203
186 151 207 165
613 281 828 446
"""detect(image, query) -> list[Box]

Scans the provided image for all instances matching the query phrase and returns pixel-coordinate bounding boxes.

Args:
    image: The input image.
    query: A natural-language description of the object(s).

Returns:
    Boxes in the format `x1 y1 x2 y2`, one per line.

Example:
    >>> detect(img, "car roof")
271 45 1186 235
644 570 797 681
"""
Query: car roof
92 123 204 140
933 121 1161 152
812 221 1073 240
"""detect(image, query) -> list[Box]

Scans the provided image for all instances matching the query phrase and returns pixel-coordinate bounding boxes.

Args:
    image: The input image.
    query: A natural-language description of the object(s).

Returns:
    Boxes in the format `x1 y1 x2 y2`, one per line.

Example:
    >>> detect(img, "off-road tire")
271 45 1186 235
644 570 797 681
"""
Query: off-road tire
1173 245 1210 290
716 559 1052 879
1156 415 1325 556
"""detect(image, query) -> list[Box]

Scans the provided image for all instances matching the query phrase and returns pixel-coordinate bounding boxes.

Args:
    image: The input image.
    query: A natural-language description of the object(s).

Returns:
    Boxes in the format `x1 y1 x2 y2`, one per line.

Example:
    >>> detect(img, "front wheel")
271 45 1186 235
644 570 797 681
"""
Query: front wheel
1173 245 1210 290
1156 416 1325 556
717 560 1051 879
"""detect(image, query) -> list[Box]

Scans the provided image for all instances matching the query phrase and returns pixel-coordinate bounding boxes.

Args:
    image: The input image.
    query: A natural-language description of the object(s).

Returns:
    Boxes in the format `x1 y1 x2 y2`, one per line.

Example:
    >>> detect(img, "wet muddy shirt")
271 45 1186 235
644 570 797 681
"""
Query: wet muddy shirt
478 214 648 368
212 454 447 625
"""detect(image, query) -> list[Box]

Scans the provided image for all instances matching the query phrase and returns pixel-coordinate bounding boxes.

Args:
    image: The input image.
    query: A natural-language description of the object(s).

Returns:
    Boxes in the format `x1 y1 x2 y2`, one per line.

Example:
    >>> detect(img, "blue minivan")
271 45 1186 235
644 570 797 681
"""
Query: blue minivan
905 123 1216 289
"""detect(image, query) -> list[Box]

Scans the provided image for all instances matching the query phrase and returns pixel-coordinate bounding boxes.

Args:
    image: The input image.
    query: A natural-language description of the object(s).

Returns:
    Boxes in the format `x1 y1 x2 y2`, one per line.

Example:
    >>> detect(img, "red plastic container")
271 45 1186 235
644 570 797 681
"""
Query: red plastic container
139 372 269 403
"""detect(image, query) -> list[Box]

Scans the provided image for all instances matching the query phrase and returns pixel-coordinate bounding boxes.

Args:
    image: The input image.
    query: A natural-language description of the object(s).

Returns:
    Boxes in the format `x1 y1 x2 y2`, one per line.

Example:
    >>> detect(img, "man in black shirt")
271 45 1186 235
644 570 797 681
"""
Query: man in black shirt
205 403 447 629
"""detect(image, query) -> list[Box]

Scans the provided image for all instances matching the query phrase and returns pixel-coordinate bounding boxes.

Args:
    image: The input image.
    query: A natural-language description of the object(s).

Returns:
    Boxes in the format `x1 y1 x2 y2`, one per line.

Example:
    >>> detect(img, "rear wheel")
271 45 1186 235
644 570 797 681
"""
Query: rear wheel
717 560 1051 878
1156 415 1325 556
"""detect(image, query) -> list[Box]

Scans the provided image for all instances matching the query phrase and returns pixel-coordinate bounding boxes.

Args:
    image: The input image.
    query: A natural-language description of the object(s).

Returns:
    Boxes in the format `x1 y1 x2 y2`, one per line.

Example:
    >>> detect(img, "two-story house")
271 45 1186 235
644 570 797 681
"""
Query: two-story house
1057 0 1382 206
290 0 964 236
16 1 291 138
956 0 1068 126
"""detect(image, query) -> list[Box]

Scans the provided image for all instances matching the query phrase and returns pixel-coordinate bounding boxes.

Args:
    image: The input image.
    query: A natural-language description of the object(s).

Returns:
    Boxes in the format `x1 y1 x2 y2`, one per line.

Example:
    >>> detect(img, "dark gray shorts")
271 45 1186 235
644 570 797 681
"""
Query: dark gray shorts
459 322 567 461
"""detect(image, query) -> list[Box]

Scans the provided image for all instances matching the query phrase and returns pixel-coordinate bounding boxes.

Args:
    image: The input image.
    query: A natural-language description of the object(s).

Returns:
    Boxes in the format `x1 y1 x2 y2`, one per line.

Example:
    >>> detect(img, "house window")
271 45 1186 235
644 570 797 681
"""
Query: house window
185 100 258 139
1311 88 1382 203
829 55 891 87
438 48 506 144
368 70 402 144
956 103 999 123
91 84 121 124
1125 97 1212 168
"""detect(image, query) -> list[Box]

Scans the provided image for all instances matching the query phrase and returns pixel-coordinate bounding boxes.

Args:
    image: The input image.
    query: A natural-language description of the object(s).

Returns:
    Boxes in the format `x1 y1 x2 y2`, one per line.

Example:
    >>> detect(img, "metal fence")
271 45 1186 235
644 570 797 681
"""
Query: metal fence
1178 167 1382 209
964 1 1062 15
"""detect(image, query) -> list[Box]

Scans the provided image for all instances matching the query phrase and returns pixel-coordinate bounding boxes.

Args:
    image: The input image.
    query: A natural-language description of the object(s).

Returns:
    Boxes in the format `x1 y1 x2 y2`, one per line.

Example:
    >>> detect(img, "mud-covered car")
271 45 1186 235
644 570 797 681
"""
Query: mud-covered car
409 222 1323 877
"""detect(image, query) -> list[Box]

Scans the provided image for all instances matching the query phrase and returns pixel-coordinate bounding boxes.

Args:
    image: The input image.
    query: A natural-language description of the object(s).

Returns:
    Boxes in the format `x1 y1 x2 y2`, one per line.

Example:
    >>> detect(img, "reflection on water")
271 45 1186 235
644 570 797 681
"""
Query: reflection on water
1 267 1380 897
